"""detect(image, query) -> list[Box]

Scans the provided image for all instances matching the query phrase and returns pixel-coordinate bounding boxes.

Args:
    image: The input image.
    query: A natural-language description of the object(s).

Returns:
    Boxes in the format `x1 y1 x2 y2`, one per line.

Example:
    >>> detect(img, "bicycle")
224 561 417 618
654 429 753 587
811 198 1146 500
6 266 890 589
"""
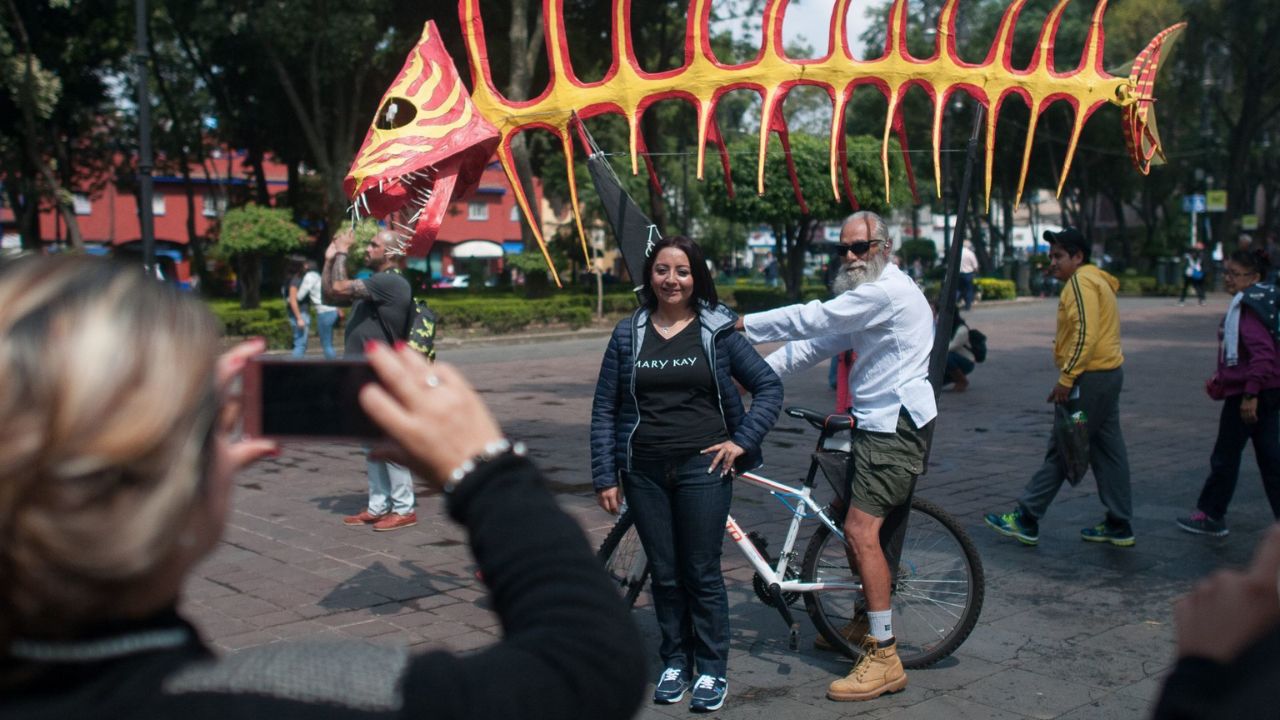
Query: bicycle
597 406 984 669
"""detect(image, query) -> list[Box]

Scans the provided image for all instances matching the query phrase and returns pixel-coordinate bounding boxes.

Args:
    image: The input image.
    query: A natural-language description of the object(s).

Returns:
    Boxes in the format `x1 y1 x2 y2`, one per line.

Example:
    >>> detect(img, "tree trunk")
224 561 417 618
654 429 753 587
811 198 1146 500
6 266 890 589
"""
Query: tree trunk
6 0 83 251
506 0 546 252
238 252 262 309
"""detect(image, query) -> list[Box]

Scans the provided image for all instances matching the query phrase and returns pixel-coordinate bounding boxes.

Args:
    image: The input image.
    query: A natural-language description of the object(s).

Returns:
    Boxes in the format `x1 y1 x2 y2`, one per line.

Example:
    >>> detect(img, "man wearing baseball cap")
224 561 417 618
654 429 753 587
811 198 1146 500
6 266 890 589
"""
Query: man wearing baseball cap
985 227 1135 547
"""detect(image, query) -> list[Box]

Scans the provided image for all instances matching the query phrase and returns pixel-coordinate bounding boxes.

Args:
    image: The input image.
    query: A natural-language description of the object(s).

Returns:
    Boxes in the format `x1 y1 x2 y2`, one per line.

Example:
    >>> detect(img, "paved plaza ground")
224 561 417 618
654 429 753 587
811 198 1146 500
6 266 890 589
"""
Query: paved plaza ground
186 294 1277 718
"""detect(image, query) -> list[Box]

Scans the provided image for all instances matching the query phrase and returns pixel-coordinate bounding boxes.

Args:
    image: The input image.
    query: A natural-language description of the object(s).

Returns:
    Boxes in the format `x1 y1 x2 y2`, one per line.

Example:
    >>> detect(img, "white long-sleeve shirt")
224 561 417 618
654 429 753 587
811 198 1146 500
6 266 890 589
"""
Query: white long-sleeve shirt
744 263 937 433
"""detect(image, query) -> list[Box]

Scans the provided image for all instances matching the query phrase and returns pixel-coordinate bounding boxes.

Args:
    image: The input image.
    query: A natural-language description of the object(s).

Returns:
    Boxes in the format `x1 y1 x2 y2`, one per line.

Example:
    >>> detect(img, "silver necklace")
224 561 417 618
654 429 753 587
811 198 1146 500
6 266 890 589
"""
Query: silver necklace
655 313 696 333
654 315 693 333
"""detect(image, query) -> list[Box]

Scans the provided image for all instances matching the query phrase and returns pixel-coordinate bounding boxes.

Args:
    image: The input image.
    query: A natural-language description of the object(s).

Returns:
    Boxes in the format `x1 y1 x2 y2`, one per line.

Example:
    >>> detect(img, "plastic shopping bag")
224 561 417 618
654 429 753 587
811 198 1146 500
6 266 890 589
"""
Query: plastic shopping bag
1054 404 1090 486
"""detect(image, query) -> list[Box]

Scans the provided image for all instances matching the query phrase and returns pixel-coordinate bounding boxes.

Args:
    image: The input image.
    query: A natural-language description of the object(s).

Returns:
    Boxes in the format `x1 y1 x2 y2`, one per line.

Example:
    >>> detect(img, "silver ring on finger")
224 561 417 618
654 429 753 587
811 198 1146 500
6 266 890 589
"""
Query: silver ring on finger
425 374 441 388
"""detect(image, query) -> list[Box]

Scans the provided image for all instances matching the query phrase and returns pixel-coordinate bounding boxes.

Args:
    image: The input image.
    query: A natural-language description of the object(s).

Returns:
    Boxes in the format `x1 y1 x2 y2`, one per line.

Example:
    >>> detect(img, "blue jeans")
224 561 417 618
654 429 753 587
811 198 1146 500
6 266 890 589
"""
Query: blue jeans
624 453 732 678
316 309 339 360
366 456 414 515
289 311 310 357
958 272 976 310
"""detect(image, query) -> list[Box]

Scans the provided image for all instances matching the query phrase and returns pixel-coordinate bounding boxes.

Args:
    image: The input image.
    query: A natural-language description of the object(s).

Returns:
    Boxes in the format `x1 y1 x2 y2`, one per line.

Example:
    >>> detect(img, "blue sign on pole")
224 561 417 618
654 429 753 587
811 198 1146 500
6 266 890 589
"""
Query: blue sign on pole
1182 194 1207 213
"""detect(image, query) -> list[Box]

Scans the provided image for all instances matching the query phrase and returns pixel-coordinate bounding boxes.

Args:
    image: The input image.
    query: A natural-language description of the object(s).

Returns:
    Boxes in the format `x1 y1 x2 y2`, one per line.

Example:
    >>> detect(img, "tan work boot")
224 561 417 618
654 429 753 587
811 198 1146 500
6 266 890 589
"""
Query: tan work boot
813 613 868 651
827 636 907 701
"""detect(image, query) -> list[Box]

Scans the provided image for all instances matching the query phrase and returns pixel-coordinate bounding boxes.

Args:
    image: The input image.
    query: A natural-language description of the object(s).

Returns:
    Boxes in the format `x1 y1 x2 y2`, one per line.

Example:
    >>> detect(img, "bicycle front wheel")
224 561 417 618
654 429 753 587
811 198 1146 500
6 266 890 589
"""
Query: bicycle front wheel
801 497 984 669
597 509 651 608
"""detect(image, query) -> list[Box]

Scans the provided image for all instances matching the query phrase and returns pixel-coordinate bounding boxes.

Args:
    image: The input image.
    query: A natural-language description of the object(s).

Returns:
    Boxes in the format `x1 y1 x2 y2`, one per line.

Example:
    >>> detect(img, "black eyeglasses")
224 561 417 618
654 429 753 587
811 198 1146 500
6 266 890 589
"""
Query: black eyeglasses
837 240 877 257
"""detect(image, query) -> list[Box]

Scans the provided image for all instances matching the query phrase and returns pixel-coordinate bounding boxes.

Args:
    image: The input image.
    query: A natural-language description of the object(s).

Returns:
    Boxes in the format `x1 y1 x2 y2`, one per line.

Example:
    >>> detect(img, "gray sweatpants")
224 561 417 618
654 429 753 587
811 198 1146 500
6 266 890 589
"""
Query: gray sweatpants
1018 367 1133 523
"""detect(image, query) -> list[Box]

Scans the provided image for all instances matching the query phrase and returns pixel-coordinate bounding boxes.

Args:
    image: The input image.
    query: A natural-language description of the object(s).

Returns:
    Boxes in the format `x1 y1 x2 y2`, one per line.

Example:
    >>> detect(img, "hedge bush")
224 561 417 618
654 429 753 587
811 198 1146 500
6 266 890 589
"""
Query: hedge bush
1117 275 1157 295
731 288 826 313
975 278 1016 301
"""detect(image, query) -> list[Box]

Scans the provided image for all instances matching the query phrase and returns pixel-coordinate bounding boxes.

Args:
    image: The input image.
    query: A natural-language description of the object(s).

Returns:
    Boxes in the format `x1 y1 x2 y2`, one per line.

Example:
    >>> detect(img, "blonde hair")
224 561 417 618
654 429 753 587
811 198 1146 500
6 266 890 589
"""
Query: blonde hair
0 256 221 646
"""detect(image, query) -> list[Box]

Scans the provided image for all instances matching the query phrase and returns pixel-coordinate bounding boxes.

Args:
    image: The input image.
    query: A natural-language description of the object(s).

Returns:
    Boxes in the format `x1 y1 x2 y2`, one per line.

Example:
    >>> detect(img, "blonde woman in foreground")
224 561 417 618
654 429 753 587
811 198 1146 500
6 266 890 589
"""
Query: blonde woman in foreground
0 256 644 720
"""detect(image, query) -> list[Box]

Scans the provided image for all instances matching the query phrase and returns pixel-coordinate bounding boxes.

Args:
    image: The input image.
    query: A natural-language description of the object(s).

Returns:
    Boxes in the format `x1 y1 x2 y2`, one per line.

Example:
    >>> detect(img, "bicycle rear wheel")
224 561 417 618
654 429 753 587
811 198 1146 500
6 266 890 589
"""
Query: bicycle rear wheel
597 509 650 607
801 497 984 669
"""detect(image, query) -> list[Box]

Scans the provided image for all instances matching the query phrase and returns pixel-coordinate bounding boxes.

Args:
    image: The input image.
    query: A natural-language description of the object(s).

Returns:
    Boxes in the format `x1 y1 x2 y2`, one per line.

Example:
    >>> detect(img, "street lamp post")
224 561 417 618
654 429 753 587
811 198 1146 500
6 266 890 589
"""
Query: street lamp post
135 0 156 276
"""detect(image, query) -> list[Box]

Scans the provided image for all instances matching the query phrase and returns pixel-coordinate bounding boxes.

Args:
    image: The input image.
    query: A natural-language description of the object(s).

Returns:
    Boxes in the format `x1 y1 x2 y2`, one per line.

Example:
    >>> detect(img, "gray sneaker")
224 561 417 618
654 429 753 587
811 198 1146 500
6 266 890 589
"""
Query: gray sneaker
1176 511 1228 537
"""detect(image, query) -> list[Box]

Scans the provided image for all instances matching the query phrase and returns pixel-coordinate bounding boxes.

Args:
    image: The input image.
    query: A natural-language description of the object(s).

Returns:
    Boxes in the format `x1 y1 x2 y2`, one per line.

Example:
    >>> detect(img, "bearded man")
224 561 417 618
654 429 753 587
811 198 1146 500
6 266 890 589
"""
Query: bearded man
735 211 936 702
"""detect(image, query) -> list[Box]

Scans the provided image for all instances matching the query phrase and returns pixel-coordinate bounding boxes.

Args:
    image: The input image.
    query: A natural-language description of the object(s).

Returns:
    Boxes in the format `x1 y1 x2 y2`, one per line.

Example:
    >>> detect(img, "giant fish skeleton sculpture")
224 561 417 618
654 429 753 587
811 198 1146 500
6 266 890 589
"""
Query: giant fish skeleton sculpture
345 0 1184 285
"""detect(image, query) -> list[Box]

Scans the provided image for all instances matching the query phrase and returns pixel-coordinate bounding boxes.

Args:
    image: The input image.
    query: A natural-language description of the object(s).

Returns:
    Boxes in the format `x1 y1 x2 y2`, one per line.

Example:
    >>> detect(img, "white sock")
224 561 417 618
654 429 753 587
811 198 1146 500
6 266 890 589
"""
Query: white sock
867 610 893 643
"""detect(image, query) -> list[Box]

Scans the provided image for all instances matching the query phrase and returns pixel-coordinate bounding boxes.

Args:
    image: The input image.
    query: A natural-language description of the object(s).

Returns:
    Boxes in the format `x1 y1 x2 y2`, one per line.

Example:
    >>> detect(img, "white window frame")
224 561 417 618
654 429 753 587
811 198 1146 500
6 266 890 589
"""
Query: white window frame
468 202 488 221
202 192 226 218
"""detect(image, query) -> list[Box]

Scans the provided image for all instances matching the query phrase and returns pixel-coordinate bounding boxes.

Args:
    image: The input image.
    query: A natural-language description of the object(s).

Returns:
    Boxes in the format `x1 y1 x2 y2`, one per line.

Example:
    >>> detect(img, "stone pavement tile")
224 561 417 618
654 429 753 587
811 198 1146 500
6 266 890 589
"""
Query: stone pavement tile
212 629 281 652
438 629 501 653
1012 639 1162 690
202 593 283 618
1074 619 1175 662
877 694 1030 719
268 619 330 639
1051 691 1153 720
242 608 305 629
333 619 405 639
951 666 1107 718
953 625 1038 665
903 654 1006 692
414 616 475 642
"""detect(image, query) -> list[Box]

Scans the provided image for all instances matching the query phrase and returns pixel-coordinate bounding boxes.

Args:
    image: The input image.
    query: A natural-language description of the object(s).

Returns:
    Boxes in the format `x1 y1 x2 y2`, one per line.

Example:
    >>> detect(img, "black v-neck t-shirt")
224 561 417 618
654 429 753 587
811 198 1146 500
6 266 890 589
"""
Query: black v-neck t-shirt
631 321 728 458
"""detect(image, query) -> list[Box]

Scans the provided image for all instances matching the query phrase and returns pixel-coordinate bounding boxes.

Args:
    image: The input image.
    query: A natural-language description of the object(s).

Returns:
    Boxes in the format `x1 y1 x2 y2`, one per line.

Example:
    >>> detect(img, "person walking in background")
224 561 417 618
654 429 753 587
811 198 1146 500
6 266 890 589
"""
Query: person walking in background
985 228 1135 547
958 240 979 311
323 227 418 532
737 211 935 703
591 236 783 713
1180 244 1207 307
1177 250 1280 537
298 259 341 359
762 251 780 288
284 255 311 357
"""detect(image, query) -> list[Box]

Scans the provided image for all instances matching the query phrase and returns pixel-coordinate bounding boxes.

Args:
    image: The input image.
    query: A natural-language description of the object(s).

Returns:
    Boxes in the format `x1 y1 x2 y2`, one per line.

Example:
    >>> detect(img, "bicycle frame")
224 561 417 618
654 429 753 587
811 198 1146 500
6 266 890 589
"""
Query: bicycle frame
728 471 860 594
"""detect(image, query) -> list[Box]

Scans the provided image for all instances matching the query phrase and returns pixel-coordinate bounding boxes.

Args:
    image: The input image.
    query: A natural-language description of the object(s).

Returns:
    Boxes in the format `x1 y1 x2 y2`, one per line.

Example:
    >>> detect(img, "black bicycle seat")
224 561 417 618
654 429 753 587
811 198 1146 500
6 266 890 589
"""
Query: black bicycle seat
785 407 855 433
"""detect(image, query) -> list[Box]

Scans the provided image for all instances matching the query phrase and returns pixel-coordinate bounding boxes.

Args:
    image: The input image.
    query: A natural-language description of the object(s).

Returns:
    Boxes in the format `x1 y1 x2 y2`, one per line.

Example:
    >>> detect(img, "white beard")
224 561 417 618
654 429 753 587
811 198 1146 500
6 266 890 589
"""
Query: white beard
832 253 888 294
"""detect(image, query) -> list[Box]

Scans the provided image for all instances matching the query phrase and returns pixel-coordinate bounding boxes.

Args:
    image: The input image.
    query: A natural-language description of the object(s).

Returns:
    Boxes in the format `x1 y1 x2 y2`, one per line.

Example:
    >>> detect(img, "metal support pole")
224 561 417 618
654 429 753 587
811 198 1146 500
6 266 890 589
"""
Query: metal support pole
135 0 156 276
929 102 986 396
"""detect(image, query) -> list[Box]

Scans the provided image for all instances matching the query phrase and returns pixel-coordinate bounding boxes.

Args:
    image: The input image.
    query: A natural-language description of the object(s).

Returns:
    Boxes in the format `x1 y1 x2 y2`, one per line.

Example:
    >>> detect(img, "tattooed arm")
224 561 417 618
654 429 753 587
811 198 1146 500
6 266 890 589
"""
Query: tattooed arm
322 228 370 306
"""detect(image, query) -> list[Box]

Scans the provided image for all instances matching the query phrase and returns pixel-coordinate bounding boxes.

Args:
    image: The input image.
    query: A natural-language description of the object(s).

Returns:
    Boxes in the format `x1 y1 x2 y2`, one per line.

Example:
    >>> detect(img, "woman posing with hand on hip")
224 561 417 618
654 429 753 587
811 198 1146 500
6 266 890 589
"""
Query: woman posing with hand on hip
590 235 783 713
1178 249 1280 536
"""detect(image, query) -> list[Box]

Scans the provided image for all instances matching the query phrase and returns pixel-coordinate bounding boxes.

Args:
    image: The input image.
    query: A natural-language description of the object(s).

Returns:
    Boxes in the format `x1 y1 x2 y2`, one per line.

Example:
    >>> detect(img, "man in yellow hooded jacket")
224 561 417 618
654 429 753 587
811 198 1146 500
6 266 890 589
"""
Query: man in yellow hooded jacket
985 228 1135 547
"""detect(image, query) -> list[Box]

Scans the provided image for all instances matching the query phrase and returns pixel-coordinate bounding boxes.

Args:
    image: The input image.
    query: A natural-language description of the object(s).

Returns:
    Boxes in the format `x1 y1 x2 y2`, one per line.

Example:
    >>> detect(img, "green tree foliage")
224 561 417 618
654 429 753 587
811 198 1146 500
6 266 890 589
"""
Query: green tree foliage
706 132 910 299
0 0 130 251
215 204 307 308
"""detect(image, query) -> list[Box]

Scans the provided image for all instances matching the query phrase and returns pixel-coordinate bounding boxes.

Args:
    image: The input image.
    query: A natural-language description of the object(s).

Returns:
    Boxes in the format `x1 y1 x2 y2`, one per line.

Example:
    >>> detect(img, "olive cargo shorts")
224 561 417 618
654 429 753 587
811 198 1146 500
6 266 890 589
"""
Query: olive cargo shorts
849 409 930 517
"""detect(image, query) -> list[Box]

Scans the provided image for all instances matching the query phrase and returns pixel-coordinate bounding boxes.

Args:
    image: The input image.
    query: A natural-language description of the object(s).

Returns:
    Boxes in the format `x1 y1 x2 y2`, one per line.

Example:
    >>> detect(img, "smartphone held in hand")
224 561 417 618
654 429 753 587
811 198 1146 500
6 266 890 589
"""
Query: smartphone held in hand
242 356 384 441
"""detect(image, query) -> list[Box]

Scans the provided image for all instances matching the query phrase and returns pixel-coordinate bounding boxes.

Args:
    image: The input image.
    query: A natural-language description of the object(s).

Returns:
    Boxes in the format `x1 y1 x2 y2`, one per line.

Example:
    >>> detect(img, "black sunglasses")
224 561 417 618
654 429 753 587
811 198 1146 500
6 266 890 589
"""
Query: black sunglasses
836 240 877 257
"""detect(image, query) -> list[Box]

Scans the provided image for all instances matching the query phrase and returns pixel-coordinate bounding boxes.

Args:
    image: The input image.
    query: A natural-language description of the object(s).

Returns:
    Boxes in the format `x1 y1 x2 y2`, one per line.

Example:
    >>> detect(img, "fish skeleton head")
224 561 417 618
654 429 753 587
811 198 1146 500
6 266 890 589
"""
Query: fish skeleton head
344 21 498 255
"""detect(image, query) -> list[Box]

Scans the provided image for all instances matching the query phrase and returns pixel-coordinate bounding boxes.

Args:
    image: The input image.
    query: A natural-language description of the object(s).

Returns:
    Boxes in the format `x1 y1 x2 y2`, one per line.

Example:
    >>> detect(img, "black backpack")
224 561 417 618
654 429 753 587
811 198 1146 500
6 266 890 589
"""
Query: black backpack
1240 283 1280 346
968 328 988 363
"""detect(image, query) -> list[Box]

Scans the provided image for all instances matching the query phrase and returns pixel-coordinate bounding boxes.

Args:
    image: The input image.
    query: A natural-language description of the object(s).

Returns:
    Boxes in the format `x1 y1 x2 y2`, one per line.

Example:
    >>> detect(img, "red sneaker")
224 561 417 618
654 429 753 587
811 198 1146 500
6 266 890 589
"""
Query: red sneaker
372 512 418 532
343 509 388 526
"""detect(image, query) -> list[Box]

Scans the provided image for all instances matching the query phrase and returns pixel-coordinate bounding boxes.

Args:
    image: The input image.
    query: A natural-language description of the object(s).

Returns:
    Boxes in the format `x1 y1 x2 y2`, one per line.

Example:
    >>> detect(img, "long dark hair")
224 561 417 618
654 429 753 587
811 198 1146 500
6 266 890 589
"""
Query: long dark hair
640 235 719 310
1229 248 1271 279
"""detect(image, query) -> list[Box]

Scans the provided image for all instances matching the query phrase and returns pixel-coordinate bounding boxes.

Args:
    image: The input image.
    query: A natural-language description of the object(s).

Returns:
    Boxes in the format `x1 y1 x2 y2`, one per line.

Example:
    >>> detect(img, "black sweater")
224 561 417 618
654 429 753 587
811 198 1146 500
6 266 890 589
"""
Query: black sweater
1151 623 1280 720
2 454 647 720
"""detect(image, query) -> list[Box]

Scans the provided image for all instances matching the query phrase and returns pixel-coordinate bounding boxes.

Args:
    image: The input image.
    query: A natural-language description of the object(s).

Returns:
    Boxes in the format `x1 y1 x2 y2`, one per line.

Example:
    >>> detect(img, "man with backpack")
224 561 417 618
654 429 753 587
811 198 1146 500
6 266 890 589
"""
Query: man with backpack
322 227 417 532
984 228 1134 548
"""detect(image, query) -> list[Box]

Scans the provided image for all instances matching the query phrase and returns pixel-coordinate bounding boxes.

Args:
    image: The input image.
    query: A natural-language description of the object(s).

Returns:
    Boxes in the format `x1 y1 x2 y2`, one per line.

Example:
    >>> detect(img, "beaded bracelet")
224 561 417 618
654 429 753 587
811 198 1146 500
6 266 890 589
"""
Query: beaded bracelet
444 439 527 493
